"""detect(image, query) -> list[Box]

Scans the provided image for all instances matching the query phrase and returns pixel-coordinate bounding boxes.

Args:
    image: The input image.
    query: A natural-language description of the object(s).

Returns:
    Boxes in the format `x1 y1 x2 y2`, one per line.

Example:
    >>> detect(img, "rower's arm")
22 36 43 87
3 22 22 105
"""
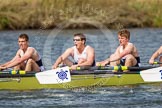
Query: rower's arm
52 48 73 69
0 50 20 67
119 44 133 58
150 46 162 60
110 44 134 62
109 46 122 62
77 47 95 66
5 49 34 68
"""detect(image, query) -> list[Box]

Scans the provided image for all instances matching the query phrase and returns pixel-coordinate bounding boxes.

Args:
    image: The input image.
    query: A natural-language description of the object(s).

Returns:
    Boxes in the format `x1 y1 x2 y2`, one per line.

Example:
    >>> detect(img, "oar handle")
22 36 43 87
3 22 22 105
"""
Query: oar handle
0 70 26 74
0 70 36 75
153 62 162 64
0 70 36 78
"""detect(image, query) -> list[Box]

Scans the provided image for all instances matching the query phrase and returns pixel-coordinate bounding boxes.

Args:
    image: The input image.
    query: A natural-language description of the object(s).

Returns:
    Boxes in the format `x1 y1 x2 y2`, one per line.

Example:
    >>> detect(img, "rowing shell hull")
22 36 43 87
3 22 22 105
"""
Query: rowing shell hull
0 74 150 90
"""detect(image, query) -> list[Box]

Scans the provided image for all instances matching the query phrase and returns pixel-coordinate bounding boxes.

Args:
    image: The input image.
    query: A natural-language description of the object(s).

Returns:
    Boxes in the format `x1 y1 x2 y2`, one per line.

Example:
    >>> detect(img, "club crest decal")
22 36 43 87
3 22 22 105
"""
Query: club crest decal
56 69 68 80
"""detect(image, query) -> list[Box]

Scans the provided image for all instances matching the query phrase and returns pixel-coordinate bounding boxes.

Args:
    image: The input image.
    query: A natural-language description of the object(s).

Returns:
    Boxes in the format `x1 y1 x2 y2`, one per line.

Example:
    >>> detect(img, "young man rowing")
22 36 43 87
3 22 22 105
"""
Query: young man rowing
52 33 95 70
0 34 45 72
96 29 140 67
149 46 162 66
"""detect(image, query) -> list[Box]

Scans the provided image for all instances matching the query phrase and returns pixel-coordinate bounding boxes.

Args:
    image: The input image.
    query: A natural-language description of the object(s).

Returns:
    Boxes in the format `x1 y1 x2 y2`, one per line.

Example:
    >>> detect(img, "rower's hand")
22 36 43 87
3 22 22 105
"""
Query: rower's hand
78 58 86 64
0 66 6 71
52 65 57 69
96 61 107 66
149 59 154 65
70 65 78 70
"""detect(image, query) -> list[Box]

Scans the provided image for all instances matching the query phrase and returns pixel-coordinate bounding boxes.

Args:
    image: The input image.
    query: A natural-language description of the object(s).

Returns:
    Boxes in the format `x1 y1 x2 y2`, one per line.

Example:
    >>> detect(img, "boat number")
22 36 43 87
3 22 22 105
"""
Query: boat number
56 69 68 80
160 70 162 79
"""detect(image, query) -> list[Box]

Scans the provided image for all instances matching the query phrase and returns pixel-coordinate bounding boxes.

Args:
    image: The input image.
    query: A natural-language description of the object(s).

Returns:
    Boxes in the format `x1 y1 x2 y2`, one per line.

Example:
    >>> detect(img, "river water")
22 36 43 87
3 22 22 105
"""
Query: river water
0 28 162 108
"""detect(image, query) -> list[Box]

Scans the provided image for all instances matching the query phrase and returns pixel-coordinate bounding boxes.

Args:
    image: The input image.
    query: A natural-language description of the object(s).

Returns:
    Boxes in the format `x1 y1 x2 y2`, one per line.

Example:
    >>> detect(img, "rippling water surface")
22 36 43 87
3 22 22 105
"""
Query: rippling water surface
0 85 162 108
0 28 162 108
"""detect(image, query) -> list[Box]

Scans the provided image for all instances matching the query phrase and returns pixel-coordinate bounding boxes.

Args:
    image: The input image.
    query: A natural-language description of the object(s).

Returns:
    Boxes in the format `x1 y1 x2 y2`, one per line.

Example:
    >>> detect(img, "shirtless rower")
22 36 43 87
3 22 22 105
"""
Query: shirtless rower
0 34 45 72
149 46 162 66
96 29 140 67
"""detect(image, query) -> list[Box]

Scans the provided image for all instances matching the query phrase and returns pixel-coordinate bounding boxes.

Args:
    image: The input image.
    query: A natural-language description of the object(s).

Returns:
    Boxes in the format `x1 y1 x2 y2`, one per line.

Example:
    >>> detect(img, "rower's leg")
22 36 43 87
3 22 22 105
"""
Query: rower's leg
96 58 110 66
25 59 40 72
14 65 20 70
110 54 119 66
125 55 137 67
14 62 25 70
110 54 119 72
62 58 73 66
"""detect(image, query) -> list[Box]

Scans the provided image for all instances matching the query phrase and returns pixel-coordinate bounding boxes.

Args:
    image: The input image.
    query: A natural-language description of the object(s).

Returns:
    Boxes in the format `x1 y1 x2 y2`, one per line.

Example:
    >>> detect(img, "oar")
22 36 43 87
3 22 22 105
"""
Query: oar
1 66 162 84
0 70 28 74
0 70 36 78
71 70 141 75
142 62 162 65
76 66 157 71
153 62 162 64
140 66 162 82
35 66 71 84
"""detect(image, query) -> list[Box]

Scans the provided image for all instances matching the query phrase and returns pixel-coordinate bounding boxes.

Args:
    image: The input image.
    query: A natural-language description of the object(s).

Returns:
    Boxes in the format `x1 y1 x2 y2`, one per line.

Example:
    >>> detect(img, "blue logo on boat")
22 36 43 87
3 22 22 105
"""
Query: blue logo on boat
159 70 162 79
56 69 68 80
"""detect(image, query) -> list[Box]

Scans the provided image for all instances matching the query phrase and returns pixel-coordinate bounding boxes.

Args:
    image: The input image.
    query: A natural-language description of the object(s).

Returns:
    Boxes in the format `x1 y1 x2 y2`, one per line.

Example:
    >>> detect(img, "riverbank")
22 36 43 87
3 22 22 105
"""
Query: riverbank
0 0 162 30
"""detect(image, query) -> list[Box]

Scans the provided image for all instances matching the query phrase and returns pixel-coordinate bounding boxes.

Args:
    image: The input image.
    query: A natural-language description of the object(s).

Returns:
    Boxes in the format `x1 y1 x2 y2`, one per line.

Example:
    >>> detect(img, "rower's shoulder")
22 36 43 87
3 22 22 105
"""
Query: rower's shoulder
128 42 137 48
86 45 95 51
128 42 134 46
160 46 162 49
86 45 92 48
27 47 36 51
16 49 22 54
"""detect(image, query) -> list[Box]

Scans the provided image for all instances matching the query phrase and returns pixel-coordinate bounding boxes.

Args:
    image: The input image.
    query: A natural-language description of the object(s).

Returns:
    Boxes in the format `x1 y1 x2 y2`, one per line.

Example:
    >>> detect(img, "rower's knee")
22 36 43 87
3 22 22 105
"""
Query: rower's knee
125 55 137 66
14 65 20 70
26 59 34 65
110 54 119 66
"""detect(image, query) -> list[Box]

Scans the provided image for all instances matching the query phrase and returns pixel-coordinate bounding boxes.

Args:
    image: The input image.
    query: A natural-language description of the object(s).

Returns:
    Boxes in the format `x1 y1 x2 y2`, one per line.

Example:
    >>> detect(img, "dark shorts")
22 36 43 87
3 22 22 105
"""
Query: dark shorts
120 57 140 67
36 59 45 71
36 59 43 67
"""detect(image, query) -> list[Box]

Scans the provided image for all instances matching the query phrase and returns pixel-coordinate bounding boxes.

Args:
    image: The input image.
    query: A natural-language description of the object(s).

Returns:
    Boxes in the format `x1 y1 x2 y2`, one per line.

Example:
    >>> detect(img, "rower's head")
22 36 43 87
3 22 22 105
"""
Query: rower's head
73 33 86 45
118 29 130 40
118 29 130 45
19 34 29 41
18 34 29 50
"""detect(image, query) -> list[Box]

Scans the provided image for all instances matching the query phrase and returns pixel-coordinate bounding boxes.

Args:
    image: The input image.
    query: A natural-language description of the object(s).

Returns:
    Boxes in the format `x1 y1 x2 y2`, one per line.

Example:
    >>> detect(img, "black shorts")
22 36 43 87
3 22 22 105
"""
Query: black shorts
120 57 140 67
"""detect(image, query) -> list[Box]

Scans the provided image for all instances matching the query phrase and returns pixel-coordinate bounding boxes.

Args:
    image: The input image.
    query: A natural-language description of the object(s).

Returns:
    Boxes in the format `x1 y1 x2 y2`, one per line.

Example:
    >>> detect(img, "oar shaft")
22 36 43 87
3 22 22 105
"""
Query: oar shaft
127 66 155 71
71 70 140 75
77 66 157 71
0 70 36 74
0 70 36 78
0 70 25 74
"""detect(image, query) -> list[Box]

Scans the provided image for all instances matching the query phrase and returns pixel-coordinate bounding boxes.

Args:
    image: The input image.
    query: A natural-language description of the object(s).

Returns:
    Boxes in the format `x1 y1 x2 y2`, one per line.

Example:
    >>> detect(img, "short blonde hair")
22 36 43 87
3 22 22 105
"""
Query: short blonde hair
118 29 130 40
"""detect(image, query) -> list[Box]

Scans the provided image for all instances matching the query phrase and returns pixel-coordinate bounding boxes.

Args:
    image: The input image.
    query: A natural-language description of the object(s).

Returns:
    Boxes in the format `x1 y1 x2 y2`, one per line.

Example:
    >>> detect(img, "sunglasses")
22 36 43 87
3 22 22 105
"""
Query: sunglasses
73 39 81 41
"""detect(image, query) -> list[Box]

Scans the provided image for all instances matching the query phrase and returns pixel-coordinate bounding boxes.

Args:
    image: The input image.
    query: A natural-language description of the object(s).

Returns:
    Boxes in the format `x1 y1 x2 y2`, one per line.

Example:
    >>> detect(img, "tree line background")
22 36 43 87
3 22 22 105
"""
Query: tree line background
0 0 162 30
